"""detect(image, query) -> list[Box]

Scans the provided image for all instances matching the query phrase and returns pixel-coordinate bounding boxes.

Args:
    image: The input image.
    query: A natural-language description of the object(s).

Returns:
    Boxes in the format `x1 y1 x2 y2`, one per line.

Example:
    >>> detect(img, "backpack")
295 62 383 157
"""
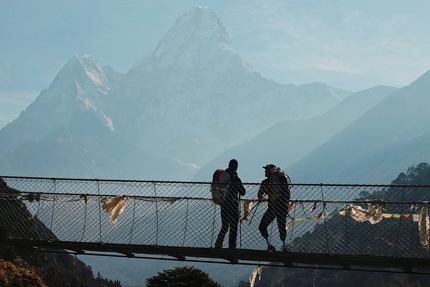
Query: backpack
269 166 291 200
211 168 231 205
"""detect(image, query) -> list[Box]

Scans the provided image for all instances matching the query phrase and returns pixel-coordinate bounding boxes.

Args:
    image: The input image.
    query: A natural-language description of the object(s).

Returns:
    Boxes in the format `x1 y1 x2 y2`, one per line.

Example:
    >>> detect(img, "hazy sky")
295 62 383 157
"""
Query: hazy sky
1 0 430 129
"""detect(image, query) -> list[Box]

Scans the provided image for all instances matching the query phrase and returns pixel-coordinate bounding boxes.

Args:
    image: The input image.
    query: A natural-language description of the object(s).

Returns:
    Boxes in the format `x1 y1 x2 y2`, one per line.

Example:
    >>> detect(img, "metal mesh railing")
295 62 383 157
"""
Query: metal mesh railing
1 176 430 259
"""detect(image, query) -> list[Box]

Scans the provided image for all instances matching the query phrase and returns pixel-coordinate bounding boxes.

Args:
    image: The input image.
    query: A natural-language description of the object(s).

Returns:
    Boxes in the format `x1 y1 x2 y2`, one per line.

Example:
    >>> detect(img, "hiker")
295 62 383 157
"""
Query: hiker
258 164 291 252
215 159 246 249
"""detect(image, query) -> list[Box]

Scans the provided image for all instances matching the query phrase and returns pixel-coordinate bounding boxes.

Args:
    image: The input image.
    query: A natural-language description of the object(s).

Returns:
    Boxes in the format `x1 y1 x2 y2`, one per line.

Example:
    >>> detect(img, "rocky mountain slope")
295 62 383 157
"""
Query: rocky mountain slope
0 178 122 286
0 6 350 180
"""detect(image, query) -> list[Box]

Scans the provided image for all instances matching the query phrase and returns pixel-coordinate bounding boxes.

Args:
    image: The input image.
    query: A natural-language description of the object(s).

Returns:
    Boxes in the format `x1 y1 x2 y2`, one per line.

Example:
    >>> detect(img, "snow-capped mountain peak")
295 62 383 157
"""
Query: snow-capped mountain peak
0 6 353 179
72 55 111 95
131 6 254 73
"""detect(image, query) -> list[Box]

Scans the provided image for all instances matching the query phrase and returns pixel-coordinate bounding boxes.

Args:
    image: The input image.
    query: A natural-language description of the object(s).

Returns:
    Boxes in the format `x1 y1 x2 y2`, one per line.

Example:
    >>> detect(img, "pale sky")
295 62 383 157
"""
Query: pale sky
2 0 430 129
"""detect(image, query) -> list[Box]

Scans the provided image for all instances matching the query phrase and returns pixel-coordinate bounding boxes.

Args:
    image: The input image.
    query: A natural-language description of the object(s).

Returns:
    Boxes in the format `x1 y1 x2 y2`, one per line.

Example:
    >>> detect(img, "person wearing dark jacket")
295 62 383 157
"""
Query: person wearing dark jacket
215 159 246 249
258 164 291 252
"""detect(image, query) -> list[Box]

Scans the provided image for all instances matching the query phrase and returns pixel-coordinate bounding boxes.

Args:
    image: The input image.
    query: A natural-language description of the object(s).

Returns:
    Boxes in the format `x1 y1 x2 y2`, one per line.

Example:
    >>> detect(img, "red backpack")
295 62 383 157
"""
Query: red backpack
211 168 230 205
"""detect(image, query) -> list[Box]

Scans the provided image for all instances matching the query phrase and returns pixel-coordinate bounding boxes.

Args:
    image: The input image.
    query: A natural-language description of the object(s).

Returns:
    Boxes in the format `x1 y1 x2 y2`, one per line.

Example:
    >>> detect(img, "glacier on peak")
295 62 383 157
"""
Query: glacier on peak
0 6 354 179
131 6 254 74
73 55 111 95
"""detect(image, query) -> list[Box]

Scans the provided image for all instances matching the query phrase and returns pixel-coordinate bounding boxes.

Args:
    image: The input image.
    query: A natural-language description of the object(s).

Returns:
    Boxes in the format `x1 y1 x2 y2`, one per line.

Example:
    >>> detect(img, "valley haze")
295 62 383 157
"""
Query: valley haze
2 1 430 129
1 6 352 181
0 1 430 285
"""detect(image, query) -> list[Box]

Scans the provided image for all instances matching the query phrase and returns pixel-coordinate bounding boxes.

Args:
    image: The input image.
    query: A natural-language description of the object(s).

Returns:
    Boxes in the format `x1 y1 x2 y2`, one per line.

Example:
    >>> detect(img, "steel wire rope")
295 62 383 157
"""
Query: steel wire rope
182 199 189 247
9 190 37 238
394 187 406 257
239 195 242 248
153 182 159 245
129 198 137 244
8 180 430 265
269 211 274 246
0 193 18 237
289 201 296 251
345 202 350 254
262 188 273 244
8 193 32 238
50 179 56 232
320 184 330 254
211 202 217 247
408 194 418 256
35 193 42 219
81 195 88 242
97 180 102 243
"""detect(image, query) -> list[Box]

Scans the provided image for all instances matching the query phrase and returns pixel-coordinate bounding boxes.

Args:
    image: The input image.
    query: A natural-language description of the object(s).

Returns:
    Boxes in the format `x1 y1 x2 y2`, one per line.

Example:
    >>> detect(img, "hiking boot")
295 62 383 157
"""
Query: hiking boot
267 244 276 252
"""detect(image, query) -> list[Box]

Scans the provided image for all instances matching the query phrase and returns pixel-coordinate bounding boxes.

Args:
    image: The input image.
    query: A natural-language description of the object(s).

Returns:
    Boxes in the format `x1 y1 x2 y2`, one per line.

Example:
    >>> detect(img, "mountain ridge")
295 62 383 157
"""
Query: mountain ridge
192 85 397 182
287 69 430 184
0 6 351 179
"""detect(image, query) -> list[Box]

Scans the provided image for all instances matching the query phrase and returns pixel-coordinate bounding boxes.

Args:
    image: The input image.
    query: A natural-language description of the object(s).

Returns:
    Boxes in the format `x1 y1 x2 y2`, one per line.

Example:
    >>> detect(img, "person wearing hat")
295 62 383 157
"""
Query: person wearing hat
215 159 246 249
258 164 291 252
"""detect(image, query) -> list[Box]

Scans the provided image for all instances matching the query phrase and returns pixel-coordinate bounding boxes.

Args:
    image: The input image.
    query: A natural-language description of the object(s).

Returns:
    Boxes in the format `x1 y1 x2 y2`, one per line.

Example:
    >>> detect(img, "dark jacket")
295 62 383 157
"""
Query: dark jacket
224 167 246 202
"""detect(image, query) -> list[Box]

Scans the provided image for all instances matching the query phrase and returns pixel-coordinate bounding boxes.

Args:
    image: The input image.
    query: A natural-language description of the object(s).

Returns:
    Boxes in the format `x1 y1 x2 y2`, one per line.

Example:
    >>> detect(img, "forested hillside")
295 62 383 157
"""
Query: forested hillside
0 178 122 287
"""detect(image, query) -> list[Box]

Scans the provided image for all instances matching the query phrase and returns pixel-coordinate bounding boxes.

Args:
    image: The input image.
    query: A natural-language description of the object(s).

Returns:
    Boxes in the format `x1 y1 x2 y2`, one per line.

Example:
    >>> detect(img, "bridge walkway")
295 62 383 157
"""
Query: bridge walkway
1 176 430 274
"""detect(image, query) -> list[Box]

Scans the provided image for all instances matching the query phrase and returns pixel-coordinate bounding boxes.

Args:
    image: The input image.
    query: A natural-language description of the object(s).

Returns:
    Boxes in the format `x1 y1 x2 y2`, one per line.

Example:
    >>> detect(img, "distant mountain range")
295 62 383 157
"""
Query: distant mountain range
1 5 429 184
2 5 430 287
287 70 430 184
192 85 397 182
0 6 350 180
196 67 430 185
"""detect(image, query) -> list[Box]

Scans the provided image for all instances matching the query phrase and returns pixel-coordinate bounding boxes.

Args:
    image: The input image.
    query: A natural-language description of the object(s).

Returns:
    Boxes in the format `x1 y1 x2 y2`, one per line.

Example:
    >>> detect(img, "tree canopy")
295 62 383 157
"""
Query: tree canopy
146 266 223 287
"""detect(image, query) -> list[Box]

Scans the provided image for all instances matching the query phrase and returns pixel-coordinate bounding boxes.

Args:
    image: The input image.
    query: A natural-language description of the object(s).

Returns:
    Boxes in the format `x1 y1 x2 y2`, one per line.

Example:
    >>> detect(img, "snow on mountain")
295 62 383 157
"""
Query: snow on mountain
0 55 118 159
132 6 253 74
0 110 195 180
121 6 351 167
0 6 351 179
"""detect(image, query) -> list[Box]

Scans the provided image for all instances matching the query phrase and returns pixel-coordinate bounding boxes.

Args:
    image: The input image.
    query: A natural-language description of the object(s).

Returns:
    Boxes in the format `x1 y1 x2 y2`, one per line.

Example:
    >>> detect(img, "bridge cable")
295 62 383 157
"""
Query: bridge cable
97 180 102 242
408 192 416 256
35 193 41 219
50 179 56 232
239 195 242 248
320 184 330 254
81 196 88 242
183 199 189 247
153 182 159 245
395 186 406 257
289 202 296 248
345 202 349 254
129 198 137 244
211 202 217 247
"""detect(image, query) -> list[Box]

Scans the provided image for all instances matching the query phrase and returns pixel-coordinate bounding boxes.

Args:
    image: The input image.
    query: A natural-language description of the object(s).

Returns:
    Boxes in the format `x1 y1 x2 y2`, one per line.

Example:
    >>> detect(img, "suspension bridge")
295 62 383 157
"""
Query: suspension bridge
1 176 430 274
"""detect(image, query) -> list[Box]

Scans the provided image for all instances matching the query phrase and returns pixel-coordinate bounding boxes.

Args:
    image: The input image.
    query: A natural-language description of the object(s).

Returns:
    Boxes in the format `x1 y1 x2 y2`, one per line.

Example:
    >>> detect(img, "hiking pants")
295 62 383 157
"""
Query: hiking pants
215 199 239 249
259 194 289 242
